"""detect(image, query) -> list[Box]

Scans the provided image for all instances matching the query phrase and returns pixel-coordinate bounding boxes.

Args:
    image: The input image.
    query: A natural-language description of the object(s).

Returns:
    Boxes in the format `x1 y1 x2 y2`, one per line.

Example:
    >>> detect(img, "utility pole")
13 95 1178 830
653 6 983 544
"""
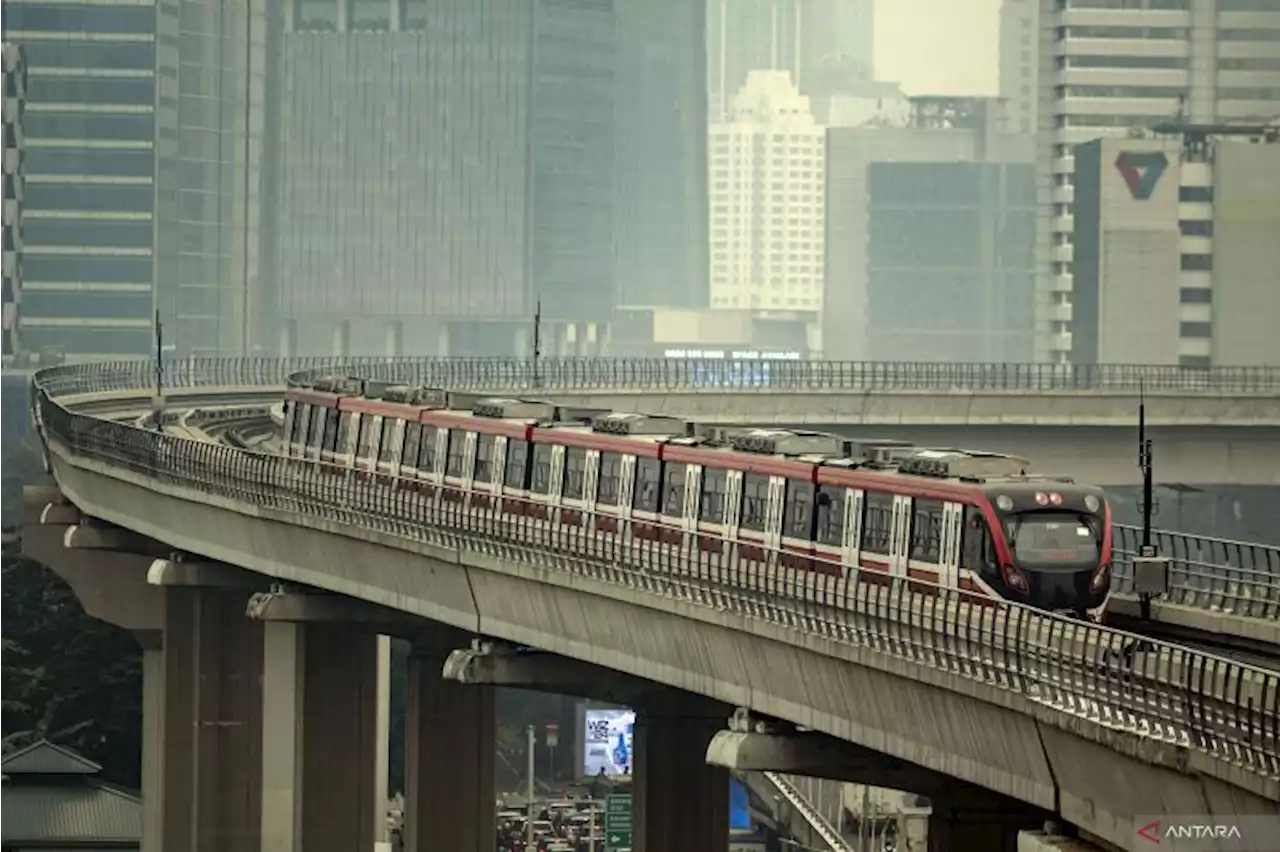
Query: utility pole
152 309 165 431
1133 381 1169 619
525 725 536 852
532 299 543 389
587 796 597 852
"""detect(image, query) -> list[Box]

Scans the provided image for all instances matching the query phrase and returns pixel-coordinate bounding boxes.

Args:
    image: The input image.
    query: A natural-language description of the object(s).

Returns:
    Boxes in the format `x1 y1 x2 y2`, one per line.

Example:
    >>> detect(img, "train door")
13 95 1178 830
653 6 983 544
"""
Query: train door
362 415 383 472
548 445 566 513
764 476 787 553
386 419 406 473
842 489 864 568
681 465 702 533
889 495 912 577
461 431 478 490
430 428 449 482
336 412 357 465
617 455 637 530
724 471 743 536
492 437 509 497
583 450 600 514
939 502 963 588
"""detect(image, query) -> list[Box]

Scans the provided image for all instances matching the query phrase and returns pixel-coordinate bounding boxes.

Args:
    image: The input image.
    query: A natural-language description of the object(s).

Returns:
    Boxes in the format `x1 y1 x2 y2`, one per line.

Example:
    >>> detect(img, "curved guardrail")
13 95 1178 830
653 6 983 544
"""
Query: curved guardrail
32 355 1280 396
29 360 1280 787
284 357 1280 393
31 357 1280 618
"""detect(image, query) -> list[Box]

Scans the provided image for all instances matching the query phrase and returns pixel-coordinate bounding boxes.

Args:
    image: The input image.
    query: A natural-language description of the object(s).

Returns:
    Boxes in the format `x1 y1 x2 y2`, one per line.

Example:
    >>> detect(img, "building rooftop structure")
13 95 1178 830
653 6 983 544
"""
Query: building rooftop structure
2 740 142 849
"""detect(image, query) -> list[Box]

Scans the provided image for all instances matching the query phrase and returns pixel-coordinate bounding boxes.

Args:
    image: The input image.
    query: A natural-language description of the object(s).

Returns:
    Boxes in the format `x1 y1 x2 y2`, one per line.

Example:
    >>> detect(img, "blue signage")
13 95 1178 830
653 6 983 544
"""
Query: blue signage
729 778 751 831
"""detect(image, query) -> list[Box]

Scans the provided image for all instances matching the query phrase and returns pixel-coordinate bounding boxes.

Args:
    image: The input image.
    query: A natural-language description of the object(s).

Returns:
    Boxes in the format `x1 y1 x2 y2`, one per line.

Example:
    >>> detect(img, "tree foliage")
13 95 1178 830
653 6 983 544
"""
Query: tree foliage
1 438 142 786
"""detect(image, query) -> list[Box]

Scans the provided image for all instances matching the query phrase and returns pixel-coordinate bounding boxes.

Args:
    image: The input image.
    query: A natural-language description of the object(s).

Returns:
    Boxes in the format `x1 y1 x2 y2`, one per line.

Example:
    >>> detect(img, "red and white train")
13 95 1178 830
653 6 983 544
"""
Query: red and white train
282 376 1113 620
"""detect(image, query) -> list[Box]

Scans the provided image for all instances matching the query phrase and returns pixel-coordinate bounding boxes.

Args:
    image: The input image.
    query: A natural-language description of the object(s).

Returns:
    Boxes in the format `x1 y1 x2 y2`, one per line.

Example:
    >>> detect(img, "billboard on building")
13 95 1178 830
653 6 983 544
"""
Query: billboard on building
582 708 635 777
729 778 751 831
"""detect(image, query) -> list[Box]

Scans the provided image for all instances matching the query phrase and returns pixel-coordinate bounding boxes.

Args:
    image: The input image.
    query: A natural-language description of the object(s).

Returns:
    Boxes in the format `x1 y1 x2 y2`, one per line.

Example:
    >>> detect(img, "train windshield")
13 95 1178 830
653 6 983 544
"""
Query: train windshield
1004 512 1101 571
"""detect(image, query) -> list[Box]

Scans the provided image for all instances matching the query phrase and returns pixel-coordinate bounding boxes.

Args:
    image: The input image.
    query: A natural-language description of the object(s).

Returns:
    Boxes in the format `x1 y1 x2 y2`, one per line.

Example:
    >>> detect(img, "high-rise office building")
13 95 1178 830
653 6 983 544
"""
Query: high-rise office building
709 71 825 314
5 0 263 360
5 4 160 360
707 0 875 119
824 98 1037 362
153 0 271 356
273 0 617 358
3 45 26 363
1008 0 1280 363
614 0 710 313
1071 129 1280 367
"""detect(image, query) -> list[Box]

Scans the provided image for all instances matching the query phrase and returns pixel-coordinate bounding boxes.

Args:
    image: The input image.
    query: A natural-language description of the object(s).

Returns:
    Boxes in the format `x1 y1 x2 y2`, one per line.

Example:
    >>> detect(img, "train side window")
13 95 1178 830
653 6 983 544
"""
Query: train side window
699 467 728 523
530 444 555 495
563 448 587 499
418 425 438 472
323 409 341 453
336 411 354 452
597 452 622 506
815 486 845 546
379 417 398 464
474 434 496 483
291 406 308 445
910 499 944 562
505 439 529 488
783 480 815 540
963 508 997 576
403 423 422 469
308 407 325 448
861 492 894 555
633 458 661 512
661 463 686 516
740 473 770 532
445 431 467 477
355 416 374 459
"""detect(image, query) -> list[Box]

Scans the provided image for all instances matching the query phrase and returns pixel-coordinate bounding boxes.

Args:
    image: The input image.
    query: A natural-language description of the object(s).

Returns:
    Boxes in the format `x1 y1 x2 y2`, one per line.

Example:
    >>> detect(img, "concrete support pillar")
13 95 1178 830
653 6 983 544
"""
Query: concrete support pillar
257 623 388 852
926 787 1045 852
161 587 265 852
261 622 304 852
633 694 729 852
299 625 383 852
404 626 495 852
136 631 165 852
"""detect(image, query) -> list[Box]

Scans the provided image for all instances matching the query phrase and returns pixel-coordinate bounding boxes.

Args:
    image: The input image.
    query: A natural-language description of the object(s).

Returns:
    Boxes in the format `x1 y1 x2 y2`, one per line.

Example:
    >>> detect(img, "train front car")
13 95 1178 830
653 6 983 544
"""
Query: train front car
984 483 1112 621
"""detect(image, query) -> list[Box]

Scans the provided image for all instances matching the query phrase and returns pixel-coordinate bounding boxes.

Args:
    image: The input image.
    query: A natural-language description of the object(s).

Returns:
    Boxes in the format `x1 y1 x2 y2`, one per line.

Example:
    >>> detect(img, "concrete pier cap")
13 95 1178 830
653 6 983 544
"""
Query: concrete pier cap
245 588 422 634
146 556 265 589
708 710 935 792
441 642 667 705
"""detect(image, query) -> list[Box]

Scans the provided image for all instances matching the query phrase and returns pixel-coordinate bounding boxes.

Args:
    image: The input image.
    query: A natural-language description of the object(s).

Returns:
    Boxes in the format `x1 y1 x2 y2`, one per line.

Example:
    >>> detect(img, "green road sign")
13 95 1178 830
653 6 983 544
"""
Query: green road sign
605 794 633 852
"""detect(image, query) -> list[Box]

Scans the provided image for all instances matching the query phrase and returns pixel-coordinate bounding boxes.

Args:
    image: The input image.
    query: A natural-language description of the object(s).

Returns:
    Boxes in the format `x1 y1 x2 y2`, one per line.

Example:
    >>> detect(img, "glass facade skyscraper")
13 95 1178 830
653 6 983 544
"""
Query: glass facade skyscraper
6 2 158 359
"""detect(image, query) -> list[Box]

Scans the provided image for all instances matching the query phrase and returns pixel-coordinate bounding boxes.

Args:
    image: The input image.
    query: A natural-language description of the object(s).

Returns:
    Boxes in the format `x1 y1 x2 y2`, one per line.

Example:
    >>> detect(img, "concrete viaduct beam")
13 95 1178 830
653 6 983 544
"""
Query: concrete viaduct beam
711 711 1048 852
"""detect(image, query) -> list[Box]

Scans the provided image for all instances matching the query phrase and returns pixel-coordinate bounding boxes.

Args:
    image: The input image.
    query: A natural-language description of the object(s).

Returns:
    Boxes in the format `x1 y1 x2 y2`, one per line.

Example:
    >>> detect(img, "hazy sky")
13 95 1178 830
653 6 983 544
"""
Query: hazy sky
874 0 1002 96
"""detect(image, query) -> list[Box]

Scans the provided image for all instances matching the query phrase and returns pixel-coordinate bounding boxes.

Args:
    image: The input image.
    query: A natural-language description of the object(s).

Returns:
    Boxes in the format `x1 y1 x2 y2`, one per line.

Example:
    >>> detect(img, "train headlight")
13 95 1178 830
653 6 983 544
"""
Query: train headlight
1034 492 1049 506
996 495 1014 511
1049 492 1063 506
1000 564 1029 595
1090 563 1110 593
1084 495 1100 513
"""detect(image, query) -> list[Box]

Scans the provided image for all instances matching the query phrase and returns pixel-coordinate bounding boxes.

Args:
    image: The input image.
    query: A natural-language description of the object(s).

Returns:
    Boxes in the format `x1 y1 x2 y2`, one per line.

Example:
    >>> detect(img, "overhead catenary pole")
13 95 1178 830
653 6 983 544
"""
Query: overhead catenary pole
1138 381 1157 620
532 299 542 389
153 310 164 430
526 725 536 852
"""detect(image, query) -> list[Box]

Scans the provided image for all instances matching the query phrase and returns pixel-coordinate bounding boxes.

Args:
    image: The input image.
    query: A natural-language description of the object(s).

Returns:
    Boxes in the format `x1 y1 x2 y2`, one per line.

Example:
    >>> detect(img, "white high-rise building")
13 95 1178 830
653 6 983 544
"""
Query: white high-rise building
709 71 825 313
1003 0 1280 363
